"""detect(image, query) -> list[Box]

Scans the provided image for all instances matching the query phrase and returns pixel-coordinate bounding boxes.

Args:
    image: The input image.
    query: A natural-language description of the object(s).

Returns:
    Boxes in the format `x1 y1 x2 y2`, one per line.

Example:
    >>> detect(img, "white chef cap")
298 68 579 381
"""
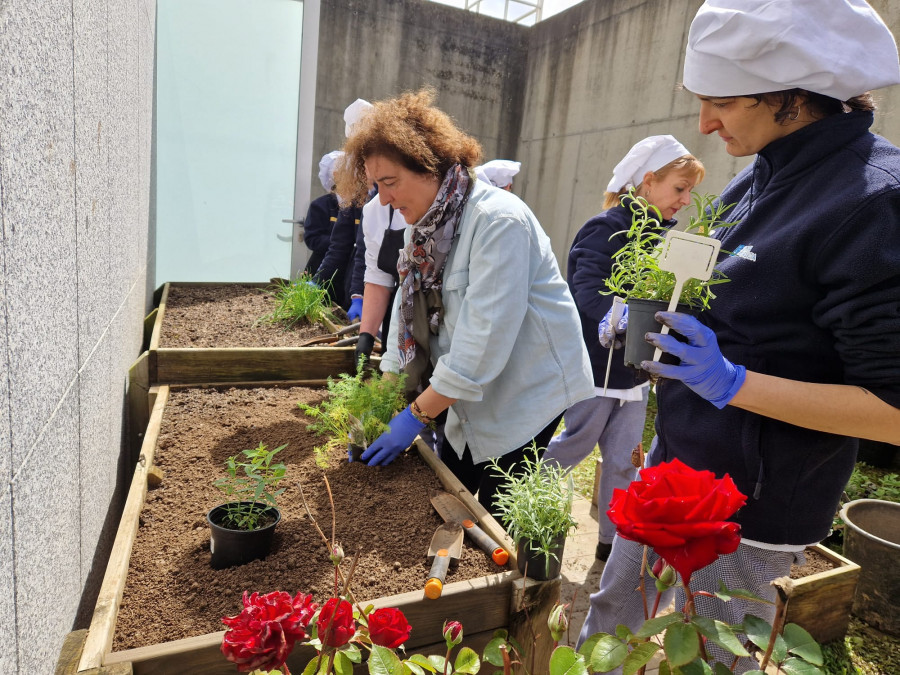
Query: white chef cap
344 98 374 137
318 150 343 192
474 159 521 188
606 135 691 193
683 0 900 100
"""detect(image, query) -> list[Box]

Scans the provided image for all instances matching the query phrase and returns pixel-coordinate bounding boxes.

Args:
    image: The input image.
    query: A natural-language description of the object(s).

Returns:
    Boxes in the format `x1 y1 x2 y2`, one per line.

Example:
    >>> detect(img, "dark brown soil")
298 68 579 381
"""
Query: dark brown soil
791 547 837 578
112 385 503 651
159 283 344 348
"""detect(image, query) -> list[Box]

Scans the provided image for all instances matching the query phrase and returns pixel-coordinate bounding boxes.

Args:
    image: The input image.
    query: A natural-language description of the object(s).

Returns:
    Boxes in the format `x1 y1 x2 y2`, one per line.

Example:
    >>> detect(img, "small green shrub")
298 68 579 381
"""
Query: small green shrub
489 446 577 575
604 190 737 310
213 442 287 530
258 274 335 328
300 362 408 467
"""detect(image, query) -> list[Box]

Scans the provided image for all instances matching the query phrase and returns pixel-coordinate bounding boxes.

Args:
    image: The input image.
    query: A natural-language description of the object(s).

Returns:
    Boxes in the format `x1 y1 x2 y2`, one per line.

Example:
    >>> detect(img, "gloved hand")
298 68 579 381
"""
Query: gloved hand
347 296 363 322
355 332 377 369
305 278 320 289
360 407 425 466
642 311 746 409
598 304 629 349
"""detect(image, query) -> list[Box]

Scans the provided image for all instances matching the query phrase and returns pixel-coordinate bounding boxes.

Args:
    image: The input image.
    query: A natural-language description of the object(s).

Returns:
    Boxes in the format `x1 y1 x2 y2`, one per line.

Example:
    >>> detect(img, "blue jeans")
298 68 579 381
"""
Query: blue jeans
543 390 647 543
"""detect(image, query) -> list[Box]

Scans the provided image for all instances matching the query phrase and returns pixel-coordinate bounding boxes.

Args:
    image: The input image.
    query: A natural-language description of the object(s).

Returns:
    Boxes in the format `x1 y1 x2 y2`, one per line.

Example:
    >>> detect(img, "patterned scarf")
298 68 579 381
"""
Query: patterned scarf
397 164 473 392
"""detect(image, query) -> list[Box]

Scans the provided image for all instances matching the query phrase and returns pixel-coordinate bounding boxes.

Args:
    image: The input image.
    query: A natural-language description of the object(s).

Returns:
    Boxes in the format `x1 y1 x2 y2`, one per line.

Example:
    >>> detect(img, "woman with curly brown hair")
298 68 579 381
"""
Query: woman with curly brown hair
334 89 593 515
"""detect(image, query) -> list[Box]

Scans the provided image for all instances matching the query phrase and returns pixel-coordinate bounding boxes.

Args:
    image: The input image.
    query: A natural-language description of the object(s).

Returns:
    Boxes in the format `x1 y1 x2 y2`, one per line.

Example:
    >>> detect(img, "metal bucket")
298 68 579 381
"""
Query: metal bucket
840 498 900 636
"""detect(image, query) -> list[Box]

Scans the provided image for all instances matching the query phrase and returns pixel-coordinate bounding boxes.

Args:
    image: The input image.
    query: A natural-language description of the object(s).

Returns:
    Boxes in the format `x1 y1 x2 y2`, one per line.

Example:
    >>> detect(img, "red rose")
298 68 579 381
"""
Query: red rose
317 597 356 647
368 607 411 648
221 590 318 673
607 458 747 584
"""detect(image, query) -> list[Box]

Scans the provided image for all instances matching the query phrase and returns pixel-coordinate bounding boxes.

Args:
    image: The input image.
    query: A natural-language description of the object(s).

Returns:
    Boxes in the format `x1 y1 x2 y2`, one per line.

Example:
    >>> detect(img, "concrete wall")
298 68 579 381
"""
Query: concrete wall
0 0 155 670
516 0 900 267
312 0 529 200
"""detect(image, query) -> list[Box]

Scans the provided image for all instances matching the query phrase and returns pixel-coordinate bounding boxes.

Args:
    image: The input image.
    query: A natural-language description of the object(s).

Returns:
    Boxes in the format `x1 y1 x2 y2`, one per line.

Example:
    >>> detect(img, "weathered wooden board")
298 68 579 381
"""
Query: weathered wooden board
79 384 549 674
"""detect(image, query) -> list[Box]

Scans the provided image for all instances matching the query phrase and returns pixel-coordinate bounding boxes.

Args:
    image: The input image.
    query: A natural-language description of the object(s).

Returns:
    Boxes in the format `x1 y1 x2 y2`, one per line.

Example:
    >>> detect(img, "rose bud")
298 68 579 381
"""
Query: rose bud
330 543 345 566
443 620 463 648
547 603 569 642
652 558 677 590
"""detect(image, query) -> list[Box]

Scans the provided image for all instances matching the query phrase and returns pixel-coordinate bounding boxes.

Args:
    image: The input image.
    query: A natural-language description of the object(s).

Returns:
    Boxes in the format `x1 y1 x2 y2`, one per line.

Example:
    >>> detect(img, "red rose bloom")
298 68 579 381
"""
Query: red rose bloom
607 458 747 584
317 597 356 647
221 590 318 673
368 607 411 648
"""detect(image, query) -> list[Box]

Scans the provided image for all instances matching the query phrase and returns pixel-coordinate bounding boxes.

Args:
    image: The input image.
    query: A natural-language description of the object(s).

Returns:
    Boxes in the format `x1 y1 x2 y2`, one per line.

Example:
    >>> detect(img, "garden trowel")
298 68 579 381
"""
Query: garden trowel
429 490 509 566
347 414 366 462
652 229 721 362
424 521 463 599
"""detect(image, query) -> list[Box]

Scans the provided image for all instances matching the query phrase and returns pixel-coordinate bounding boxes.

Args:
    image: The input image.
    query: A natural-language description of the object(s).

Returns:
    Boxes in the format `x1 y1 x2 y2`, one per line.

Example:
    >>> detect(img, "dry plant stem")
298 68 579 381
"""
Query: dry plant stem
501 644 512 675
758 589 789 671
295 480 362 609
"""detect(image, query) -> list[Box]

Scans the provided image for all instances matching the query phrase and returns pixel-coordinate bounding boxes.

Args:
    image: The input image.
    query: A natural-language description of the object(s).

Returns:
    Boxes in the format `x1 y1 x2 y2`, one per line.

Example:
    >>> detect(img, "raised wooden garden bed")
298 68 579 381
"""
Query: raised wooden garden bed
146 282 362 385
777 544 861 644
74 383 558 675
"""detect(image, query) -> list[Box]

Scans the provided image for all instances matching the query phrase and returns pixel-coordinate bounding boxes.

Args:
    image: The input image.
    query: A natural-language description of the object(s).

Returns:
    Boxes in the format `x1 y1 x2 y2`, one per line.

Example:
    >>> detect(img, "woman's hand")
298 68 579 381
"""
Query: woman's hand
598 303 628 349
642 311 746 409
360 407 425 466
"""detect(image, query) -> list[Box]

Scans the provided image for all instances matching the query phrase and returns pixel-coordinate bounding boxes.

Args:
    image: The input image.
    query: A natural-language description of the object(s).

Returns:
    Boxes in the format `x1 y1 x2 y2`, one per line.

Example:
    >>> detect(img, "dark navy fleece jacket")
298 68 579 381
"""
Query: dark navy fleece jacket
652 111 900 545
567 201 674 389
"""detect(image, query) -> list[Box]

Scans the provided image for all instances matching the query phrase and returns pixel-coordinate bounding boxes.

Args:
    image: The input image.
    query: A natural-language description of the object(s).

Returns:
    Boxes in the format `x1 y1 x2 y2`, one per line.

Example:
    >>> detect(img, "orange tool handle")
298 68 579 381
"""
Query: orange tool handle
424 549 451 599
462 519 509 565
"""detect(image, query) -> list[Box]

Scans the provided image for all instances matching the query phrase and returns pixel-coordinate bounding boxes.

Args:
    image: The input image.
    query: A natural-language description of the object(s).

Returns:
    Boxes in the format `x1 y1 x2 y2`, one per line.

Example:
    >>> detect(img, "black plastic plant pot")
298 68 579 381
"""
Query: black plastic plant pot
623 298 695 372
516 533 566 581
207 502 281 570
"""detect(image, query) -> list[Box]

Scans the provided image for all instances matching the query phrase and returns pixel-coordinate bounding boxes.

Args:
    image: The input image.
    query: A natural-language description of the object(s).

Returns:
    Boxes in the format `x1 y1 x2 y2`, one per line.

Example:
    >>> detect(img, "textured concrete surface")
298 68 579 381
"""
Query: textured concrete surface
312 0 529 201
12 391 82 669
0 0 154 670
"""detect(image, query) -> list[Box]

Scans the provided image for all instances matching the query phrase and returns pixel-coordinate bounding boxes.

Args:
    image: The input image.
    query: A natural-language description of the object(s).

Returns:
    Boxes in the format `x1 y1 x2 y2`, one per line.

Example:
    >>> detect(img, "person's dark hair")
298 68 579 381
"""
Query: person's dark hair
749 89 875 124
334 88 482 207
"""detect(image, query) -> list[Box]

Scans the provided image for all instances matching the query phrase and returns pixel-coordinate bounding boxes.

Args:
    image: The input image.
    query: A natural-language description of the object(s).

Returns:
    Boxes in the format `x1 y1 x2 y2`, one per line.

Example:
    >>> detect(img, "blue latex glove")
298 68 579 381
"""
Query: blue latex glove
360 407 425 466
305 279 320 289
347 296 363 322
642 311 746 409
598 304 629 349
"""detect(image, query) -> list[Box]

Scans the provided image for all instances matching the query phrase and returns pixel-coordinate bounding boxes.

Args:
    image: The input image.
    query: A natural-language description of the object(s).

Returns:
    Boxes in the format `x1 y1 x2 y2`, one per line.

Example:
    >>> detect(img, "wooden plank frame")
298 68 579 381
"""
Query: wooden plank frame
147 282 365 385
79 384 554 674
776 544 860 644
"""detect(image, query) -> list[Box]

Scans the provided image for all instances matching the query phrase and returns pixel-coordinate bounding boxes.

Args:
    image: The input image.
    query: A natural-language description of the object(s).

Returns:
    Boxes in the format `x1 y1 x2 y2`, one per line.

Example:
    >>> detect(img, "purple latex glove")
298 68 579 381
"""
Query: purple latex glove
598 304 629 349
642 311 746 409
360 407 425 466
347 296 363 322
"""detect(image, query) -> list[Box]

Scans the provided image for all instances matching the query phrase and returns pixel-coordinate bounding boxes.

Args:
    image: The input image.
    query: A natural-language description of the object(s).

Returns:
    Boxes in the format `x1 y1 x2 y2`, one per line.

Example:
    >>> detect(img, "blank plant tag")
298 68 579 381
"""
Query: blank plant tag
653 230 721 362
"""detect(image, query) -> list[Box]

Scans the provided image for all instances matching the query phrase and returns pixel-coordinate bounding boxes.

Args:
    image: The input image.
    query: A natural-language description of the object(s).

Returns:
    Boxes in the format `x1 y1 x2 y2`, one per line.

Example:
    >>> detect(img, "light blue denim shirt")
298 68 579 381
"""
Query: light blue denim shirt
380 180 594 463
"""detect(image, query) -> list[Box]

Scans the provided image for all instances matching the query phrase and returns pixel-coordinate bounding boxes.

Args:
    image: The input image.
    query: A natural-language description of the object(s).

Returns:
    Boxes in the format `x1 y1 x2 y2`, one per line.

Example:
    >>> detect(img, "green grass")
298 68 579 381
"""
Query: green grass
258 274 336 328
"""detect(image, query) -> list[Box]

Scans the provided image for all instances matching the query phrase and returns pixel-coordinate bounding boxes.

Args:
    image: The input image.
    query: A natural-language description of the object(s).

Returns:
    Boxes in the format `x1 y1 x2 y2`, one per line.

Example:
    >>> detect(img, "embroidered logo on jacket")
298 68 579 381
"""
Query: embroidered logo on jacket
731 244 757 262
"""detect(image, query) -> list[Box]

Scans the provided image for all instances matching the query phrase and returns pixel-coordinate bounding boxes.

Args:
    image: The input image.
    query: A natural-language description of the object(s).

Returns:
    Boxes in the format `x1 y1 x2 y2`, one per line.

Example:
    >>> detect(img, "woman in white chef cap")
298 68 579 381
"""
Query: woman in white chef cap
579 0 900 670
473 159 521 191
542 135 704 563
302 150 343 275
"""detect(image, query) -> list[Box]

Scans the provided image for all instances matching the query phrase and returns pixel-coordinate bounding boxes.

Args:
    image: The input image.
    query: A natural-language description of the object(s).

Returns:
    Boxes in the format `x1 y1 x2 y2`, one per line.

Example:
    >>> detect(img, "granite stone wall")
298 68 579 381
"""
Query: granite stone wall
0 0 156 670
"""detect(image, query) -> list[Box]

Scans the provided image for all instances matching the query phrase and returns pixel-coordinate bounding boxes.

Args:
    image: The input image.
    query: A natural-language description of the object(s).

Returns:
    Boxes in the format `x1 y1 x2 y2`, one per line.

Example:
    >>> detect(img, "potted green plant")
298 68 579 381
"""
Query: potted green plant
206 441 287 569
489 446 577 580
300 363 408 465
604 190 736 369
